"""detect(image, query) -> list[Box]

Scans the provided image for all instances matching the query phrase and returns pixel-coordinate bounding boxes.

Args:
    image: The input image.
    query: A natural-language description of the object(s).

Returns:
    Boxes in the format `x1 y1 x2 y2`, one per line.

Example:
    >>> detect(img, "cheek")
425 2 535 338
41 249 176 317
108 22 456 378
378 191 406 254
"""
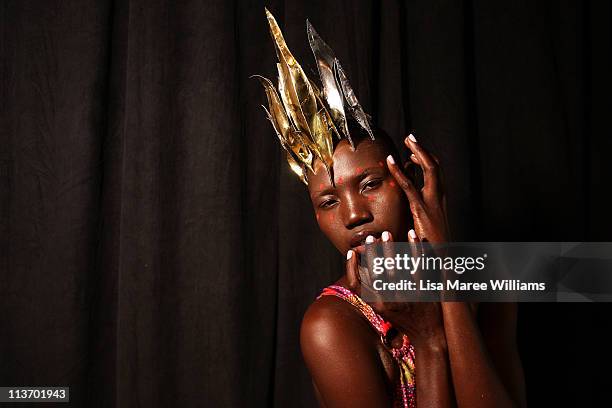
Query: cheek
371 186 410 228
315 210 339 229
317 212 346 250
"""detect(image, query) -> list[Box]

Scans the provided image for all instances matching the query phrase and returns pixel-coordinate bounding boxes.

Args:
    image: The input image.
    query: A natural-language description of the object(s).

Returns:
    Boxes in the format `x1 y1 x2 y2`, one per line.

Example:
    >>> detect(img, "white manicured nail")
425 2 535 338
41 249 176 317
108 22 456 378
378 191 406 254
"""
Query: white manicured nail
386 155 395 165
408 134 417 143
382 231 390 242
408 229 417 239
366 235 375 244
346 250 353 260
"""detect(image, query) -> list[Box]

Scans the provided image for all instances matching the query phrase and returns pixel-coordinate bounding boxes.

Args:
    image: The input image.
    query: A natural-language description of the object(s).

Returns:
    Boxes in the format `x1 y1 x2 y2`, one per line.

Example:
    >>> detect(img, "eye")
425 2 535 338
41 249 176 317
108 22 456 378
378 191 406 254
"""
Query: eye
319 198 338 209
361 178 382 192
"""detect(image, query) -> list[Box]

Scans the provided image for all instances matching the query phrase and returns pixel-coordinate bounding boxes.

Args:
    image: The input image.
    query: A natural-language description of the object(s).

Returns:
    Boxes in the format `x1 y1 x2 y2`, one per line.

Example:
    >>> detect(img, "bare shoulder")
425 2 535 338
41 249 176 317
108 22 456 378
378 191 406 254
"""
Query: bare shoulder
300 294 375 354
299 295 392 407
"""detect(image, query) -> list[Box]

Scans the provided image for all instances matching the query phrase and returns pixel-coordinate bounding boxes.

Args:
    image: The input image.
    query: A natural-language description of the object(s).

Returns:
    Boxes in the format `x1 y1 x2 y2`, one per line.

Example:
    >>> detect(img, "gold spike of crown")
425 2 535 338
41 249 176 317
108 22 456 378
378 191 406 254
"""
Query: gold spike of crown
252 8 375 185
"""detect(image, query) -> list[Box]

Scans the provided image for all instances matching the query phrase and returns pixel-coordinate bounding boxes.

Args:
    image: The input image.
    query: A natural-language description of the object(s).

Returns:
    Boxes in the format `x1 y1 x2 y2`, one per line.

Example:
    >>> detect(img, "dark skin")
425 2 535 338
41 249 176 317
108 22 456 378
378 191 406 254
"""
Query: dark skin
299 134 527 407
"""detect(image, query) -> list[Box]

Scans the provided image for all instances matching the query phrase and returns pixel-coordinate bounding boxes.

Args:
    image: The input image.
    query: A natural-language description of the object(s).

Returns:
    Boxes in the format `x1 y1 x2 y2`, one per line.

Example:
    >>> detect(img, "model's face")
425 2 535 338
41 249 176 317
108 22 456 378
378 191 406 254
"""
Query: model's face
307 138 411 255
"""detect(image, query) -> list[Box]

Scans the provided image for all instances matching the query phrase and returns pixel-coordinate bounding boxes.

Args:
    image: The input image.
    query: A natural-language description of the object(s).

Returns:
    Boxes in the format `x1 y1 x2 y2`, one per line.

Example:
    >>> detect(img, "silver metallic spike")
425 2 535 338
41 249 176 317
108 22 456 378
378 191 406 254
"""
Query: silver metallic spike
334 59 375 141
306 20 353 149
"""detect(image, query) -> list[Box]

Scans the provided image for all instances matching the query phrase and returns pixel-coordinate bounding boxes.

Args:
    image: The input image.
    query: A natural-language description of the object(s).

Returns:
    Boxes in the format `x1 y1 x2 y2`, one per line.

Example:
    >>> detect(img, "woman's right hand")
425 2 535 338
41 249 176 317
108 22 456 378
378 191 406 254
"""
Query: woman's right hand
345 230 447 351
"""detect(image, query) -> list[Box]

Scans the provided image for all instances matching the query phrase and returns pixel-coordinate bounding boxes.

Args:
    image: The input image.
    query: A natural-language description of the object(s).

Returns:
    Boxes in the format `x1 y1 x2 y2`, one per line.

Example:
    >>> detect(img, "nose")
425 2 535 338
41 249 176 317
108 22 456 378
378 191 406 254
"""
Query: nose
342 195 373 230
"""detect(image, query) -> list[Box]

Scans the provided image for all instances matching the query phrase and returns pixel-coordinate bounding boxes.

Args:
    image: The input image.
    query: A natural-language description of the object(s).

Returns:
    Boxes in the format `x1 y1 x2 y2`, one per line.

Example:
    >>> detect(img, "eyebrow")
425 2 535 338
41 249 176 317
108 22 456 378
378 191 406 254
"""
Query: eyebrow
312 167 383 197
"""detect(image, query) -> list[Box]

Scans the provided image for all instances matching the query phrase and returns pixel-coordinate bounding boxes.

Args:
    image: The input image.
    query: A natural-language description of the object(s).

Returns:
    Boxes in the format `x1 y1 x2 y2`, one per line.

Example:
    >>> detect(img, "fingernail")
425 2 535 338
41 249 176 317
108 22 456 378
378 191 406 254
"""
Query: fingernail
408 229 417 239
346 250 353 260
408 134 417 143
410 153 418 161
366 235 375 244
382 231 390 242
386 154 395 165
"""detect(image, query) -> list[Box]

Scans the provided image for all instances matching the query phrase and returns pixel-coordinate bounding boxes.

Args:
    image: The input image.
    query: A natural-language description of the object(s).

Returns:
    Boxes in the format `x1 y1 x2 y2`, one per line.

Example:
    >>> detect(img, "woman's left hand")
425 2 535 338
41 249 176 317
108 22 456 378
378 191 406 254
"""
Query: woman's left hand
386 133 450 243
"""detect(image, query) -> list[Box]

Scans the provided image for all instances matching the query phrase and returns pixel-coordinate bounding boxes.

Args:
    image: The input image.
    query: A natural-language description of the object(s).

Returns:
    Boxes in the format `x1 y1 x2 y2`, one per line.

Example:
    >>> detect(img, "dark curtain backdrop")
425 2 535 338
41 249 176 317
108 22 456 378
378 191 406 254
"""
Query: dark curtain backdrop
2 0 611 407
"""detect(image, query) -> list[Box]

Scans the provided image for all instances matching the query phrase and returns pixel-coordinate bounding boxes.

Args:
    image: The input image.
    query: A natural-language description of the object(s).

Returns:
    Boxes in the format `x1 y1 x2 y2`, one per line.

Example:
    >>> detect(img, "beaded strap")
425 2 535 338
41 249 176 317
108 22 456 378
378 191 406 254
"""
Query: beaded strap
316 284 416 408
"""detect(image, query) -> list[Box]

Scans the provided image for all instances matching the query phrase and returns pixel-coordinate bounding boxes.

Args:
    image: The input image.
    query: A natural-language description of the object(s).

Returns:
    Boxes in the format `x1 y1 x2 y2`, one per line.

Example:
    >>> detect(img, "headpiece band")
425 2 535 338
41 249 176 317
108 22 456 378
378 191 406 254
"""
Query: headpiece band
253 8 375 185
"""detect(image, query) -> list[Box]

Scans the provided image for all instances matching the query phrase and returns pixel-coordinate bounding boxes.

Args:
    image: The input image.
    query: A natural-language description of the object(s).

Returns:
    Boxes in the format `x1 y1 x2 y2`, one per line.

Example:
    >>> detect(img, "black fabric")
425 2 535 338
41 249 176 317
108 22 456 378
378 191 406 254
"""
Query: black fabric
1 1 611 406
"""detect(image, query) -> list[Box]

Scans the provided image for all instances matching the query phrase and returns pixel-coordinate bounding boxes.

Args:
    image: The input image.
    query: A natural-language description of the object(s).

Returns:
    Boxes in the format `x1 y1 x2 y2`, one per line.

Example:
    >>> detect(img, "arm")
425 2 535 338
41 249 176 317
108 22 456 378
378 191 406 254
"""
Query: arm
441 302 526 408
385 134 526 407
413 341 456 408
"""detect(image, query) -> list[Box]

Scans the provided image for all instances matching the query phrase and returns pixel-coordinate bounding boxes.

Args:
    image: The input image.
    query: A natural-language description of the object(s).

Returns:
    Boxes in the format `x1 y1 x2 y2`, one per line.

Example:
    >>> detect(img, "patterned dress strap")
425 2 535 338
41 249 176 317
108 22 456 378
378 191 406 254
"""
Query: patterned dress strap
316 284 393 338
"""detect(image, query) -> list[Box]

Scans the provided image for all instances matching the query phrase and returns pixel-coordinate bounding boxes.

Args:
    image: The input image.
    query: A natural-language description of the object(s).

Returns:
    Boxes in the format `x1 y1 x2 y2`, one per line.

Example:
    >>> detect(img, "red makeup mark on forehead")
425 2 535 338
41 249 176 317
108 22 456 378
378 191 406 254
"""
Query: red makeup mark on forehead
389 180 396 188
355 166 363 174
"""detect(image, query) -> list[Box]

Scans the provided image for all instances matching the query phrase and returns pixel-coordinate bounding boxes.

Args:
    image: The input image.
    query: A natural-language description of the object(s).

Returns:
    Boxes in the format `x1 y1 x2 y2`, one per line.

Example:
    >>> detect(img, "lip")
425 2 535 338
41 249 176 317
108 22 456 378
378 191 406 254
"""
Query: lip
349 230 382 251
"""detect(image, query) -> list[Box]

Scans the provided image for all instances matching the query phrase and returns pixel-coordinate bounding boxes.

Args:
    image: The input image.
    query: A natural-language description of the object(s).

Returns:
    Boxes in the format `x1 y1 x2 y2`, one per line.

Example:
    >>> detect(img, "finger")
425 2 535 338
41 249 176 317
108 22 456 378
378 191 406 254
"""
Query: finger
381 230 394 272
404 134 441 196
408 228 422 263
386 154 423 205
381 230 397 302
345 249 361 296
415 152 441 167
408 229 422 301
365 234 382 303
353 248 377 296
404 133 438 170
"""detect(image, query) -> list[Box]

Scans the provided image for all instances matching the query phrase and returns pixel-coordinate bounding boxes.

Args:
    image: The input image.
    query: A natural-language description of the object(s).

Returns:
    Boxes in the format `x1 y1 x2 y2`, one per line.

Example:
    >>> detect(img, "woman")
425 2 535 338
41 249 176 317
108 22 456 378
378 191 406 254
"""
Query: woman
256 9 526 407
299 127 526 407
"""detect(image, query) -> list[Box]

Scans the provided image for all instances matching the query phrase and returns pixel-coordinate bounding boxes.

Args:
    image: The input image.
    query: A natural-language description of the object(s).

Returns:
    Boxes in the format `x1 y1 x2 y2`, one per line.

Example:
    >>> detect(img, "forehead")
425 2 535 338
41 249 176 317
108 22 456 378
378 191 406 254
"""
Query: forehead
307 138 389 189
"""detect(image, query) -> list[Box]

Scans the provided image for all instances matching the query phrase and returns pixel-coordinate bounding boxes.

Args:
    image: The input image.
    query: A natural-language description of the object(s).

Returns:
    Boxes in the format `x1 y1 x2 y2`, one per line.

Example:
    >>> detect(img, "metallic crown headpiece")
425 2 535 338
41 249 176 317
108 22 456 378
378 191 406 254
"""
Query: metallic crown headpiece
253 8 375 185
